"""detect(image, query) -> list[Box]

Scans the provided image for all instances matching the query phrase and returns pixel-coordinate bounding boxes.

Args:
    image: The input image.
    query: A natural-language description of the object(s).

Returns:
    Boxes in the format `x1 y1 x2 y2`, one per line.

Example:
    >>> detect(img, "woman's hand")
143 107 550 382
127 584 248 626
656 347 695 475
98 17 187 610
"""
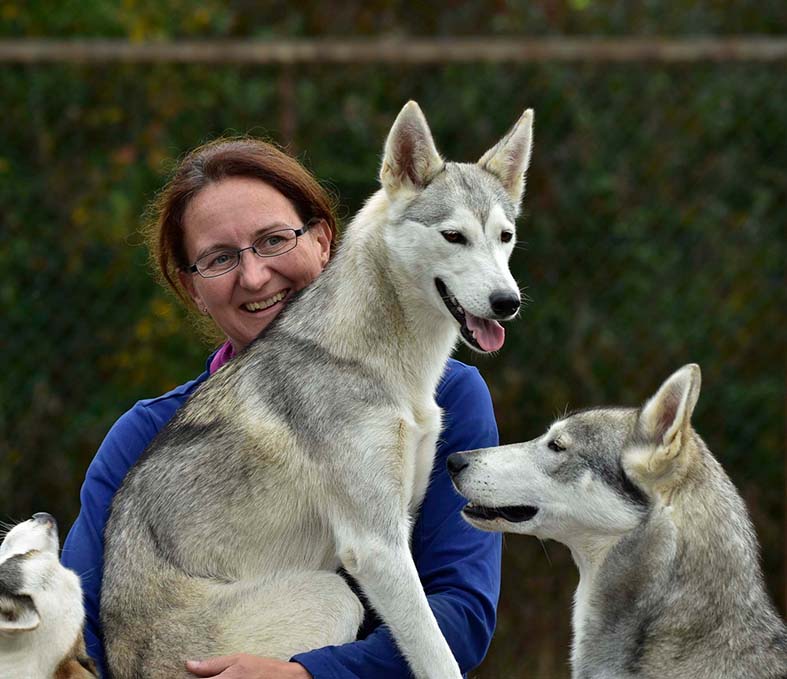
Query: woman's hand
186 655 313 678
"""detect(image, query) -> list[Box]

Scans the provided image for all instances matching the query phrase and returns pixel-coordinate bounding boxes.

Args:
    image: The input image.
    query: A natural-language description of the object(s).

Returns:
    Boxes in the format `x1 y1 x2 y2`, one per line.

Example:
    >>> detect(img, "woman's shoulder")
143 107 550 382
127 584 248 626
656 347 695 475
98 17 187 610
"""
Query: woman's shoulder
130 371 210 429
436 358 491 405
86 370 210 486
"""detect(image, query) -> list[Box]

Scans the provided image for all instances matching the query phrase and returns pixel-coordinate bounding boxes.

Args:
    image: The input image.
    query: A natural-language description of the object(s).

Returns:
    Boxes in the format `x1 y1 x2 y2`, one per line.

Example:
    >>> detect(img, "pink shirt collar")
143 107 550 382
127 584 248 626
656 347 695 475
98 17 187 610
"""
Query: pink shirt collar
209 340 236 375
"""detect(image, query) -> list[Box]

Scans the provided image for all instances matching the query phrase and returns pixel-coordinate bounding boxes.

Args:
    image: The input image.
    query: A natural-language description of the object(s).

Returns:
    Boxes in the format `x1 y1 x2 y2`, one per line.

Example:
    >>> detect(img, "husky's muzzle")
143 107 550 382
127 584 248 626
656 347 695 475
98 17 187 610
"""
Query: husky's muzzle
434 278 519 353
446 452 538 524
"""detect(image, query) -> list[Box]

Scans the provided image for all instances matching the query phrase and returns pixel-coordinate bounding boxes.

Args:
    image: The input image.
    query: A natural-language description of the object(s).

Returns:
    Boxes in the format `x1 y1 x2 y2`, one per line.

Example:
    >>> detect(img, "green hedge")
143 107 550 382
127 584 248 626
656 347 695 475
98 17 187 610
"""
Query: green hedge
1 6 784 676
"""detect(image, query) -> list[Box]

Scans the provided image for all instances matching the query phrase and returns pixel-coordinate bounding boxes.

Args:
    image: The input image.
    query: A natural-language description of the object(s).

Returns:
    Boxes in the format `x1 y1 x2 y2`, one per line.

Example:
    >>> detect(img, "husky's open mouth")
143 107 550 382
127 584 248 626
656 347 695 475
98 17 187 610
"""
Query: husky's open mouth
462 503 539 523
434 278 505 353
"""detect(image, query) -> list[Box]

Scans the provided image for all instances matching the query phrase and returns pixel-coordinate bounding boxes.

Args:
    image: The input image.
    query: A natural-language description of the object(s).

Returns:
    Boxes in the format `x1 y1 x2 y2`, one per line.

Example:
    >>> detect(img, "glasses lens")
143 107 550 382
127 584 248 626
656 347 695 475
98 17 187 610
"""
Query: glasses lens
196 250 239 277
253 229 298 257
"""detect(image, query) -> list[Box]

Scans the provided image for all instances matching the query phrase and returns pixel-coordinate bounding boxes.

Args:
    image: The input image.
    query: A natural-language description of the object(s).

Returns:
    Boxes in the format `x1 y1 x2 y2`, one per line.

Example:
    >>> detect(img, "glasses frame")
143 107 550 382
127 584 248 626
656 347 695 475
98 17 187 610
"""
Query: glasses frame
187 219 318 279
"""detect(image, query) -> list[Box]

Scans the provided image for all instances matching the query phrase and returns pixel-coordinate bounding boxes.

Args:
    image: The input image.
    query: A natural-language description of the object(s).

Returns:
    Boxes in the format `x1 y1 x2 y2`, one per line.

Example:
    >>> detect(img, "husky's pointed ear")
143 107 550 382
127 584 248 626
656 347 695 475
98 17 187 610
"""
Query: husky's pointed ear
0 594 40 632
640 364 701 449
380 101 444 195
479 108 534 206
624 364 702 491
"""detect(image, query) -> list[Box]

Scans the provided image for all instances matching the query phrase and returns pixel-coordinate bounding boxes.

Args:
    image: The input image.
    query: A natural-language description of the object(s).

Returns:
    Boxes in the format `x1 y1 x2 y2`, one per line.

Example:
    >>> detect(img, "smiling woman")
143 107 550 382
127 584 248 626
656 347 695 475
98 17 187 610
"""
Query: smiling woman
147 138 336 351
176 176 331 350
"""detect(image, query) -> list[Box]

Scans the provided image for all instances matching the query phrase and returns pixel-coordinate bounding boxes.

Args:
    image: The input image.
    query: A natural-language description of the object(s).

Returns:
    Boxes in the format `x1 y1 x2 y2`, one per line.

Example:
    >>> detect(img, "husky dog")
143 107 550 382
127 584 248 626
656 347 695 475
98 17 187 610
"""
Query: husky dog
449 364 787 678
0 513 98 679
101 101 533 679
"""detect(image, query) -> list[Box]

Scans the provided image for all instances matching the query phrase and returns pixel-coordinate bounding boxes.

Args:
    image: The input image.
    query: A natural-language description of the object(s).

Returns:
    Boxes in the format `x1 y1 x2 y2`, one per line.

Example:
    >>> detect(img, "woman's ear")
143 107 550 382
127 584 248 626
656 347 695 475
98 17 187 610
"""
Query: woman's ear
178 270 206 312
311 219 333 268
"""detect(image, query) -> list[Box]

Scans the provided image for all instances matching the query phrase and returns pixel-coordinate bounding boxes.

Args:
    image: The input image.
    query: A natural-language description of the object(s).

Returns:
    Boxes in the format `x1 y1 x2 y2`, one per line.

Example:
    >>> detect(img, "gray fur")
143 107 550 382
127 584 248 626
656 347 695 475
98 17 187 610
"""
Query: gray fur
400 164 518 228
0 554 25 597
450 364 787 678
101 101 532 679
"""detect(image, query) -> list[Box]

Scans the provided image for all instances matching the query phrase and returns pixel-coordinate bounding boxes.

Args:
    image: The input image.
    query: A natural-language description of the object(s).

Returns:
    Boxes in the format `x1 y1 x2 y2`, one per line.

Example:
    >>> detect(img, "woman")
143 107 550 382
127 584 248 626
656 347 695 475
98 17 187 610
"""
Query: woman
62 138 502 679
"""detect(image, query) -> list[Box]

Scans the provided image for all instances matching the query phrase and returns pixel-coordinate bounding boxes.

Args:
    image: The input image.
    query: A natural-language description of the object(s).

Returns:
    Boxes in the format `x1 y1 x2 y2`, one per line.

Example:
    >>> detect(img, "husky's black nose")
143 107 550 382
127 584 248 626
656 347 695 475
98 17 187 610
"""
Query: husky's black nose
489 292 520 317
446 453 469 478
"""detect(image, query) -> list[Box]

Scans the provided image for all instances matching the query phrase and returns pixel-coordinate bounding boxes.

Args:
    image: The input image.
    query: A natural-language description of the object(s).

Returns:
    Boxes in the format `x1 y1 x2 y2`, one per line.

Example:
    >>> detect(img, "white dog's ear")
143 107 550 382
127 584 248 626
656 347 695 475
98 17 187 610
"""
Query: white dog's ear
479 108 534 206
380 101 444 195
0 594 40 632
624 364 701 491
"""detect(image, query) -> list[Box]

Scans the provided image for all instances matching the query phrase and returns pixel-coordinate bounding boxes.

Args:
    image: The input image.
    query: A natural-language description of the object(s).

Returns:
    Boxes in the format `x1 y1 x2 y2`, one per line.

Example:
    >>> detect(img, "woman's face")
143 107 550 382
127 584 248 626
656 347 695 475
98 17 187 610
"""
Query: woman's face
178 176 332 351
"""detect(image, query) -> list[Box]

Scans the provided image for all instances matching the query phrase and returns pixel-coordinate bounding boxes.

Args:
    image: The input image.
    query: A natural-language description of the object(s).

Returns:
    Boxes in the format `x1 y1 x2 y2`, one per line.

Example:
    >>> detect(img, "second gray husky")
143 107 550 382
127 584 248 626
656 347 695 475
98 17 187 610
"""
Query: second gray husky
449 364 787 678
101 102 533 679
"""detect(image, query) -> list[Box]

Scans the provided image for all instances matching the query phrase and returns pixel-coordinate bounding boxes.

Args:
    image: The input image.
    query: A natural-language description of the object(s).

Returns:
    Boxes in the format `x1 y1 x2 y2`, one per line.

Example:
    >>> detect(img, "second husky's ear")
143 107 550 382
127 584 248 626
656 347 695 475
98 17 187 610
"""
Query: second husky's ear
478 108 534 206
625 364 702 488
0 594 40 632
640 364 701 448
380 101 444 195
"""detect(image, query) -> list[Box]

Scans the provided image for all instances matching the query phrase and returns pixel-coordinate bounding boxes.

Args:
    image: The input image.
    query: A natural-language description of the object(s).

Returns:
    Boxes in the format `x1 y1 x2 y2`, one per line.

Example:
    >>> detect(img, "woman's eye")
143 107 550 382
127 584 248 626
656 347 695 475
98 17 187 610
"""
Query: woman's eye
501 231 514 243
209 252 232 267
264 236 284 247
548 440 566 452
441 231 467 245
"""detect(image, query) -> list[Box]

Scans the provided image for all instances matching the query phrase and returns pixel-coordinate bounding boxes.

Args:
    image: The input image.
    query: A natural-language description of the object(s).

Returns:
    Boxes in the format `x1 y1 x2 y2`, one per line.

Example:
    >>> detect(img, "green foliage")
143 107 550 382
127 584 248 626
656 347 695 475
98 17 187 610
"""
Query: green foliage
3 1 787 37
0 5 784 676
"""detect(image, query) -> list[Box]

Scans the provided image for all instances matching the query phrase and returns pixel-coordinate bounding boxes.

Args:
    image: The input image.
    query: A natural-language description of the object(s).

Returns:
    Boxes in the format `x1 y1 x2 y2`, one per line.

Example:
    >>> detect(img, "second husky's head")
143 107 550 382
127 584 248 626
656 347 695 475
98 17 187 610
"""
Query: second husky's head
379 101 532 353
448 365 705 551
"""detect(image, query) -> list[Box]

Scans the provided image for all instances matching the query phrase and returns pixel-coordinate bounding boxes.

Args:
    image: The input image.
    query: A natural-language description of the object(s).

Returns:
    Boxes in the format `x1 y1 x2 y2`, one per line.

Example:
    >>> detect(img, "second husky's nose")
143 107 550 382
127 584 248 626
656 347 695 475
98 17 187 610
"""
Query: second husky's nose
447 453 469 478
489 292 520 317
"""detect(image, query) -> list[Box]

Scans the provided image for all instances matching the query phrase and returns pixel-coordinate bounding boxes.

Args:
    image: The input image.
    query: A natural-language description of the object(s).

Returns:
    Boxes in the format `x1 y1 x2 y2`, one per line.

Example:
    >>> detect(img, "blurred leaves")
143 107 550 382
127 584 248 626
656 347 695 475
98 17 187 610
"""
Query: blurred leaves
0 4 785 677
3 1 787 37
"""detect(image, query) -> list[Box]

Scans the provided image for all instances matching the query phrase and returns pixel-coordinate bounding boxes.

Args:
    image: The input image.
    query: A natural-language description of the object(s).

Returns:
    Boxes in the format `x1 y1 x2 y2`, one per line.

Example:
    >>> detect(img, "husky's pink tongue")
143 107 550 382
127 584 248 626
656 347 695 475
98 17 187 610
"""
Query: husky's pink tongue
465 314 505 352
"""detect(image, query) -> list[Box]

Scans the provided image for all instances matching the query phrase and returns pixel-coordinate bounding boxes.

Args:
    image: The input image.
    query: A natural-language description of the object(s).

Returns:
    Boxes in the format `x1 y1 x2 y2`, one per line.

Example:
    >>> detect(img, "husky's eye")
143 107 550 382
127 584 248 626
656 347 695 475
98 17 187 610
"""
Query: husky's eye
441 230 467 245
501 231 514 243
548 439 566 452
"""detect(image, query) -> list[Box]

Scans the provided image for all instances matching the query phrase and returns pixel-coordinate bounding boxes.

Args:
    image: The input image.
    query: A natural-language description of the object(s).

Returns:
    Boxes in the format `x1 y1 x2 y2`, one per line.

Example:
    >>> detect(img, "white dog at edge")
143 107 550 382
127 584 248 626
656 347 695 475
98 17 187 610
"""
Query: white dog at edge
0 513 98 678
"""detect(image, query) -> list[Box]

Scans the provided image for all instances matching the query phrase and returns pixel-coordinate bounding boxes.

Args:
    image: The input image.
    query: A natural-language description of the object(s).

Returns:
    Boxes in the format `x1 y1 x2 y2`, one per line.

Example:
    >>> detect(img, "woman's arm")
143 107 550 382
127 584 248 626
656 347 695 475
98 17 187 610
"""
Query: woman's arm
61 374 204 677
61 406 159 676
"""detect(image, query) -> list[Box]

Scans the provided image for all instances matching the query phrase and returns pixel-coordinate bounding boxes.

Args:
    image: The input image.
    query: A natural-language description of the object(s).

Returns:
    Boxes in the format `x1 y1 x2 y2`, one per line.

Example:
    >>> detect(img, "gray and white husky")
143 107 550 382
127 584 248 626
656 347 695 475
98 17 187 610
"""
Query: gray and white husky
0 513 98 679
449 364 787 678
101 101 533 679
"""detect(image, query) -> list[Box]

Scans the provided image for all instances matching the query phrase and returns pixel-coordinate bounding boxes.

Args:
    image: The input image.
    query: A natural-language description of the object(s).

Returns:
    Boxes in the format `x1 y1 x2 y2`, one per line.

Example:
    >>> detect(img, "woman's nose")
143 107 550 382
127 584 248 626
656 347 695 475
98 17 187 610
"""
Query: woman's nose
237 251 273 288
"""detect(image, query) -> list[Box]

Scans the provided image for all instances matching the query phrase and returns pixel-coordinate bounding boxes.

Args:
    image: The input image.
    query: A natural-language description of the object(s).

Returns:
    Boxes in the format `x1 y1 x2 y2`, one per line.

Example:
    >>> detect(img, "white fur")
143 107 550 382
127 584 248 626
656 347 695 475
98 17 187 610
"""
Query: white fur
0 517 89 678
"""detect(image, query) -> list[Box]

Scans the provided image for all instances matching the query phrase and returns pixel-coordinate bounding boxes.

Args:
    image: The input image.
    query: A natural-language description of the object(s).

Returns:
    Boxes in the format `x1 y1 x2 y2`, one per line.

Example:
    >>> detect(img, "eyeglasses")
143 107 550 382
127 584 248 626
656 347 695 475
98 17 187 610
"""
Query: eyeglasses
187 220 317 279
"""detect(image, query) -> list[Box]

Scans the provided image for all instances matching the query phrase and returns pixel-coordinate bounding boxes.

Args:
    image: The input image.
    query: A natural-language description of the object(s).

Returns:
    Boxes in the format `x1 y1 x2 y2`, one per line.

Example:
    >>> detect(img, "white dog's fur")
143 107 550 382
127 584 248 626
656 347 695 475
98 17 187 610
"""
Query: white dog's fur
0 514 97 679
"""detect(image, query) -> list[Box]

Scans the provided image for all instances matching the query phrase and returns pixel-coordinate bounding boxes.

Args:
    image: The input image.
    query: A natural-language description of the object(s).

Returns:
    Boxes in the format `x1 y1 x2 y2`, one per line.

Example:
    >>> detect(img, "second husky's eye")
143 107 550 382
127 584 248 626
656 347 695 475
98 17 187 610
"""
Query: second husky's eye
441 230 467 245
548 439 566 452
501 231 514 243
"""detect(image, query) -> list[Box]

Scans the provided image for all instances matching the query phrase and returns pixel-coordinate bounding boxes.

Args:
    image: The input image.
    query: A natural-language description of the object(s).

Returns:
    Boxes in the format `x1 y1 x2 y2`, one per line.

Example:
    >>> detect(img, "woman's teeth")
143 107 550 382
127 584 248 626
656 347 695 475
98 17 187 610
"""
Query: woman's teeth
243 291 286 312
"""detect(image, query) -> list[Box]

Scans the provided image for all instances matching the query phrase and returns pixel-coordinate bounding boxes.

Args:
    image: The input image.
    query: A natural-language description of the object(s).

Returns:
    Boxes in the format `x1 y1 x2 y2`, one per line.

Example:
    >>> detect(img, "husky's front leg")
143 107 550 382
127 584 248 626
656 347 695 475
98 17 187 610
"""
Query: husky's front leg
331 506 462 679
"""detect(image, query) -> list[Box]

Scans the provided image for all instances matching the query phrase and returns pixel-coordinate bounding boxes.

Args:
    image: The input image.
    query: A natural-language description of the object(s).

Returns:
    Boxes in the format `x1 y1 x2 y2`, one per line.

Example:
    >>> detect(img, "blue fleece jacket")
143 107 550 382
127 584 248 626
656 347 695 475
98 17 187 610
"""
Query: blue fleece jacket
62 356 502 678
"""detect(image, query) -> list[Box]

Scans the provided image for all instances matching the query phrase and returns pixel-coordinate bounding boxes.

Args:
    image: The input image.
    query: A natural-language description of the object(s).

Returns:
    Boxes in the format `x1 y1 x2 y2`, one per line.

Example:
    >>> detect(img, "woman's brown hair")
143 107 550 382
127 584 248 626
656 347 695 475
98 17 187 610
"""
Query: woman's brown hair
145 137 338 305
